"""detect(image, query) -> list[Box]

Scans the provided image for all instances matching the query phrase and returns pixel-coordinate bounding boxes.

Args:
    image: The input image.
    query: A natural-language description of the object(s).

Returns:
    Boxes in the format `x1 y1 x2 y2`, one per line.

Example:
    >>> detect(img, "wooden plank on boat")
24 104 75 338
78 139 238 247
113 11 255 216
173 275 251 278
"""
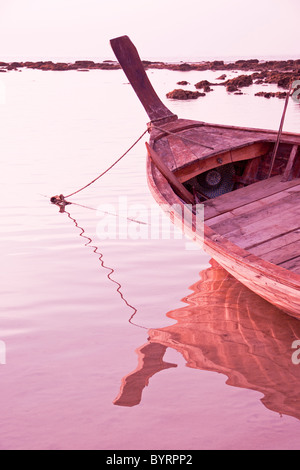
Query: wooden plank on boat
225 204 300 250
203 121 300 145
151 119 205 143
174 142 271 183
262 240 300 264
175 149 232 182
281 145 299 182
234 156 261 186
246 228 300 257
153 136 177 171
205 189 287 228
207 190 300 236
204 175 300 220
258 239 300 266
279 256 300 274
168 134 231 175
230 142 271 163
145 143 195 204
184 126 251 155
167 135 199 171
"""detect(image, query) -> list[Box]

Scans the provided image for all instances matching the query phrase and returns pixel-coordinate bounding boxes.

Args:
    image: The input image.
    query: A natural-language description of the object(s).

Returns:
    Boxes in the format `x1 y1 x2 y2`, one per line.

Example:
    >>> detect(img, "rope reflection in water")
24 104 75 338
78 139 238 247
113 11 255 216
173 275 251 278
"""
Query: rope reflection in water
62 208 147 330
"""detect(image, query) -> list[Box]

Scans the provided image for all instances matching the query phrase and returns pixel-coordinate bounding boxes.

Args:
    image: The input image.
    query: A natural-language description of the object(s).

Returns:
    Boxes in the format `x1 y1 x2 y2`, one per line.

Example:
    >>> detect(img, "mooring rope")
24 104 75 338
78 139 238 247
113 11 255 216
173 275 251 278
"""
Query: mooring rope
52 118 214 205
64 128 149 198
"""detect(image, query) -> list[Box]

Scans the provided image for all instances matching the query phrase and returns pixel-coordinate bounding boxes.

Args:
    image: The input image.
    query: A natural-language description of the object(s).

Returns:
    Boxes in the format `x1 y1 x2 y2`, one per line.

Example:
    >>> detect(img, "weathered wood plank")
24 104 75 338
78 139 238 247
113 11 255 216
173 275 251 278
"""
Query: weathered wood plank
203 121 300 144
208 191 300 236
230 142 271 164
154 119 300 147
167 135 199 171
175 149 232 183
204 175 300 220
151 119 205 142
279 256 300 275
225 204 300 250
205 189 287 227
259 239 300 265
153 136 177 171
145 143 195 204
174 142 271 183
235 156 261 186
249 228 300 257
281 145 299 182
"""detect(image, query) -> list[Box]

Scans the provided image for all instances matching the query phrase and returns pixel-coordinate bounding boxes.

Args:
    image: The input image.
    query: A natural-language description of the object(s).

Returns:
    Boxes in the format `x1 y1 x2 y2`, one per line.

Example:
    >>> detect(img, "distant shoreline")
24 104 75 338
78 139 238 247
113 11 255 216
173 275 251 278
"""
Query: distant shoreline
0 58 299 100
0 57 299 74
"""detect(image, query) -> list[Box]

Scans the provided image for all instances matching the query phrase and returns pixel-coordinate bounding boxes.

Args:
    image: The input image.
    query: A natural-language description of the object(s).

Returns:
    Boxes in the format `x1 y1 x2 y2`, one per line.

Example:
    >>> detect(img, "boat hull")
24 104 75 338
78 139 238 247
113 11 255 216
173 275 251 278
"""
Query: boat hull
147 156 300 319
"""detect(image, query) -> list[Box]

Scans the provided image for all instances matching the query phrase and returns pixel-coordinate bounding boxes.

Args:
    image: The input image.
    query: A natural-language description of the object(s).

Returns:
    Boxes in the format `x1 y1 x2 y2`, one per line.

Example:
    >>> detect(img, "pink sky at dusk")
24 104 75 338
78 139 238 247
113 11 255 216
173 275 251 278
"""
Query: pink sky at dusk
0 0 299 61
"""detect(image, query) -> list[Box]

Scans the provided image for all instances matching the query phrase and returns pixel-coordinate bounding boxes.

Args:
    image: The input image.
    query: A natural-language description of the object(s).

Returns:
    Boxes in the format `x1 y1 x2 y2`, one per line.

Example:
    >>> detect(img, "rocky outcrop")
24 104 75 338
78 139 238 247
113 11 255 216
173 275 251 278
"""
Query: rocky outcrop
168 68 299 100
166 89 205 100
225 74 253 89
0 60 120 71
1 55 299 106
144 58 300 73
194 79 213 92
251 70 299 89
0 57 299 78
255 91 287 99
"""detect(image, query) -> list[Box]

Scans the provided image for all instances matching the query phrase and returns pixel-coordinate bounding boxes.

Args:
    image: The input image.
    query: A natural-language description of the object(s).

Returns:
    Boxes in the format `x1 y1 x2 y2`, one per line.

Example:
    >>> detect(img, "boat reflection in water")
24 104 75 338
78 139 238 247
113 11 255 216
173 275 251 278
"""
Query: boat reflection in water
114 260 300 421
53 201 300 421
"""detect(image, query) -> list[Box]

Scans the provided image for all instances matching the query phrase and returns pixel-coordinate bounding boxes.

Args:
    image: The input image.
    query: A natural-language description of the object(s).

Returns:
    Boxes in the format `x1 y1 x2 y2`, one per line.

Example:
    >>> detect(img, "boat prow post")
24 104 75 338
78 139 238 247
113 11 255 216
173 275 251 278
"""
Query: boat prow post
110 35 177 125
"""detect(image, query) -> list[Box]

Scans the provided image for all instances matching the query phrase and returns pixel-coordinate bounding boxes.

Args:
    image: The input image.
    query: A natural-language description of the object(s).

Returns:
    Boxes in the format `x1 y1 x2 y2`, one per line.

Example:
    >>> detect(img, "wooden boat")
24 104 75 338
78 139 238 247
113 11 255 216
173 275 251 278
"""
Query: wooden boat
110 35 300 318
114 260 300 421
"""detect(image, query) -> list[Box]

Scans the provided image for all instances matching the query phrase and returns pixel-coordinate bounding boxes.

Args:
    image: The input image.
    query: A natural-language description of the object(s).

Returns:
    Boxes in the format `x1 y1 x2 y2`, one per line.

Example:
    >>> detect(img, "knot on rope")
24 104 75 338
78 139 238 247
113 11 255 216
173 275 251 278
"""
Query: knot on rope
50 194 72 210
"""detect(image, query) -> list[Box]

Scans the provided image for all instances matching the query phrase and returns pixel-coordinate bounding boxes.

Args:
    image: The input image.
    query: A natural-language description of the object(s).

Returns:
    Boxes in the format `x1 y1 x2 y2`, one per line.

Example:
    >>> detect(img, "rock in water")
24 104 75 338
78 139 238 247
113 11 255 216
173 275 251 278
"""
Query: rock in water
166 89 205 100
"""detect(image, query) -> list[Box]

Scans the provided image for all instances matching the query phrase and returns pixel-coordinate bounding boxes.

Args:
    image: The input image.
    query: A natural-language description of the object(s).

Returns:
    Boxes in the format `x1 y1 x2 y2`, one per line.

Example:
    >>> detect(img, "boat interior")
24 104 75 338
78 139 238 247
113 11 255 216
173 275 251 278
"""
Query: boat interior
181 140 300 274
110 36 300 276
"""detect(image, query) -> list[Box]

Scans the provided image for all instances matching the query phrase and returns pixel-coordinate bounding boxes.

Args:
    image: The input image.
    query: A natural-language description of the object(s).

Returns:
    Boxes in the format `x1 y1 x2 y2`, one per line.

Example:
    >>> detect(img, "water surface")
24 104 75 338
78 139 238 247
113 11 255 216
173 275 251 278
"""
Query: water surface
1 67 300 450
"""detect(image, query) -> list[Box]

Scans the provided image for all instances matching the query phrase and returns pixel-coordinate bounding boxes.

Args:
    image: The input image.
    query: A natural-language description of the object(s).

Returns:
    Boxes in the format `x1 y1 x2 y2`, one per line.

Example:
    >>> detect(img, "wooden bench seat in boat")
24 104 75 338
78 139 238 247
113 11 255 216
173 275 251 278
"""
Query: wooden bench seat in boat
204 175 300 274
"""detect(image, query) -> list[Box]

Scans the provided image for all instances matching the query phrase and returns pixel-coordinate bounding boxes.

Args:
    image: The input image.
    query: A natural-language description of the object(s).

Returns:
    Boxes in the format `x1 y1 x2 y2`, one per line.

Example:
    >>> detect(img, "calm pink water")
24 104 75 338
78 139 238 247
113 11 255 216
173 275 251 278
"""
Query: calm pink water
1 67 300 450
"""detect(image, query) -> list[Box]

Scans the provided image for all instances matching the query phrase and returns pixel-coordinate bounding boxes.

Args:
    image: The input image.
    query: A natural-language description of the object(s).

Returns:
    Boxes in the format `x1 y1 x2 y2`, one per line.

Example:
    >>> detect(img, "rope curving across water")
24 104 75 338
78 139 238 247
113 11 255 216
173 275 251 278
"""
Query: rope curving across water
64 129 149 198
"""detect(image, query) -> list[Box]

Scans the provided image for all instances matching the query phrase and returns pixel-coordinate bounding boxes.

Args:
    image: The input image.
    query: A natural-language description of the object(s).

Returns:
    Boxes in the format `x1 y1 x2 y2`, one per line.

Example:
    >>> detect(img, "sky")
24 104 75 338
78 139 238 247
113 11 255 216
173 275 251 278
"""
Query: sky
0 0 299 61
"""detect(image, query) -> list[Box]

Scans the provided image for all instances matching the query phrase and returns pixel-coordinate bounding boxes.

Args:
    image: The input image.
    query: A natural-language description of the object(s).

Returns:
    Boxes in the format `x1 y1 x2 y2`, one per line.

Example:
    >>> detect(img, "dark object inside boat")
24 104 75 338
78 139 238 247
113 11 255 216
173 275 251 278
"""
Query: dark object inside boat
183 142 298 201
186 163 235 199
